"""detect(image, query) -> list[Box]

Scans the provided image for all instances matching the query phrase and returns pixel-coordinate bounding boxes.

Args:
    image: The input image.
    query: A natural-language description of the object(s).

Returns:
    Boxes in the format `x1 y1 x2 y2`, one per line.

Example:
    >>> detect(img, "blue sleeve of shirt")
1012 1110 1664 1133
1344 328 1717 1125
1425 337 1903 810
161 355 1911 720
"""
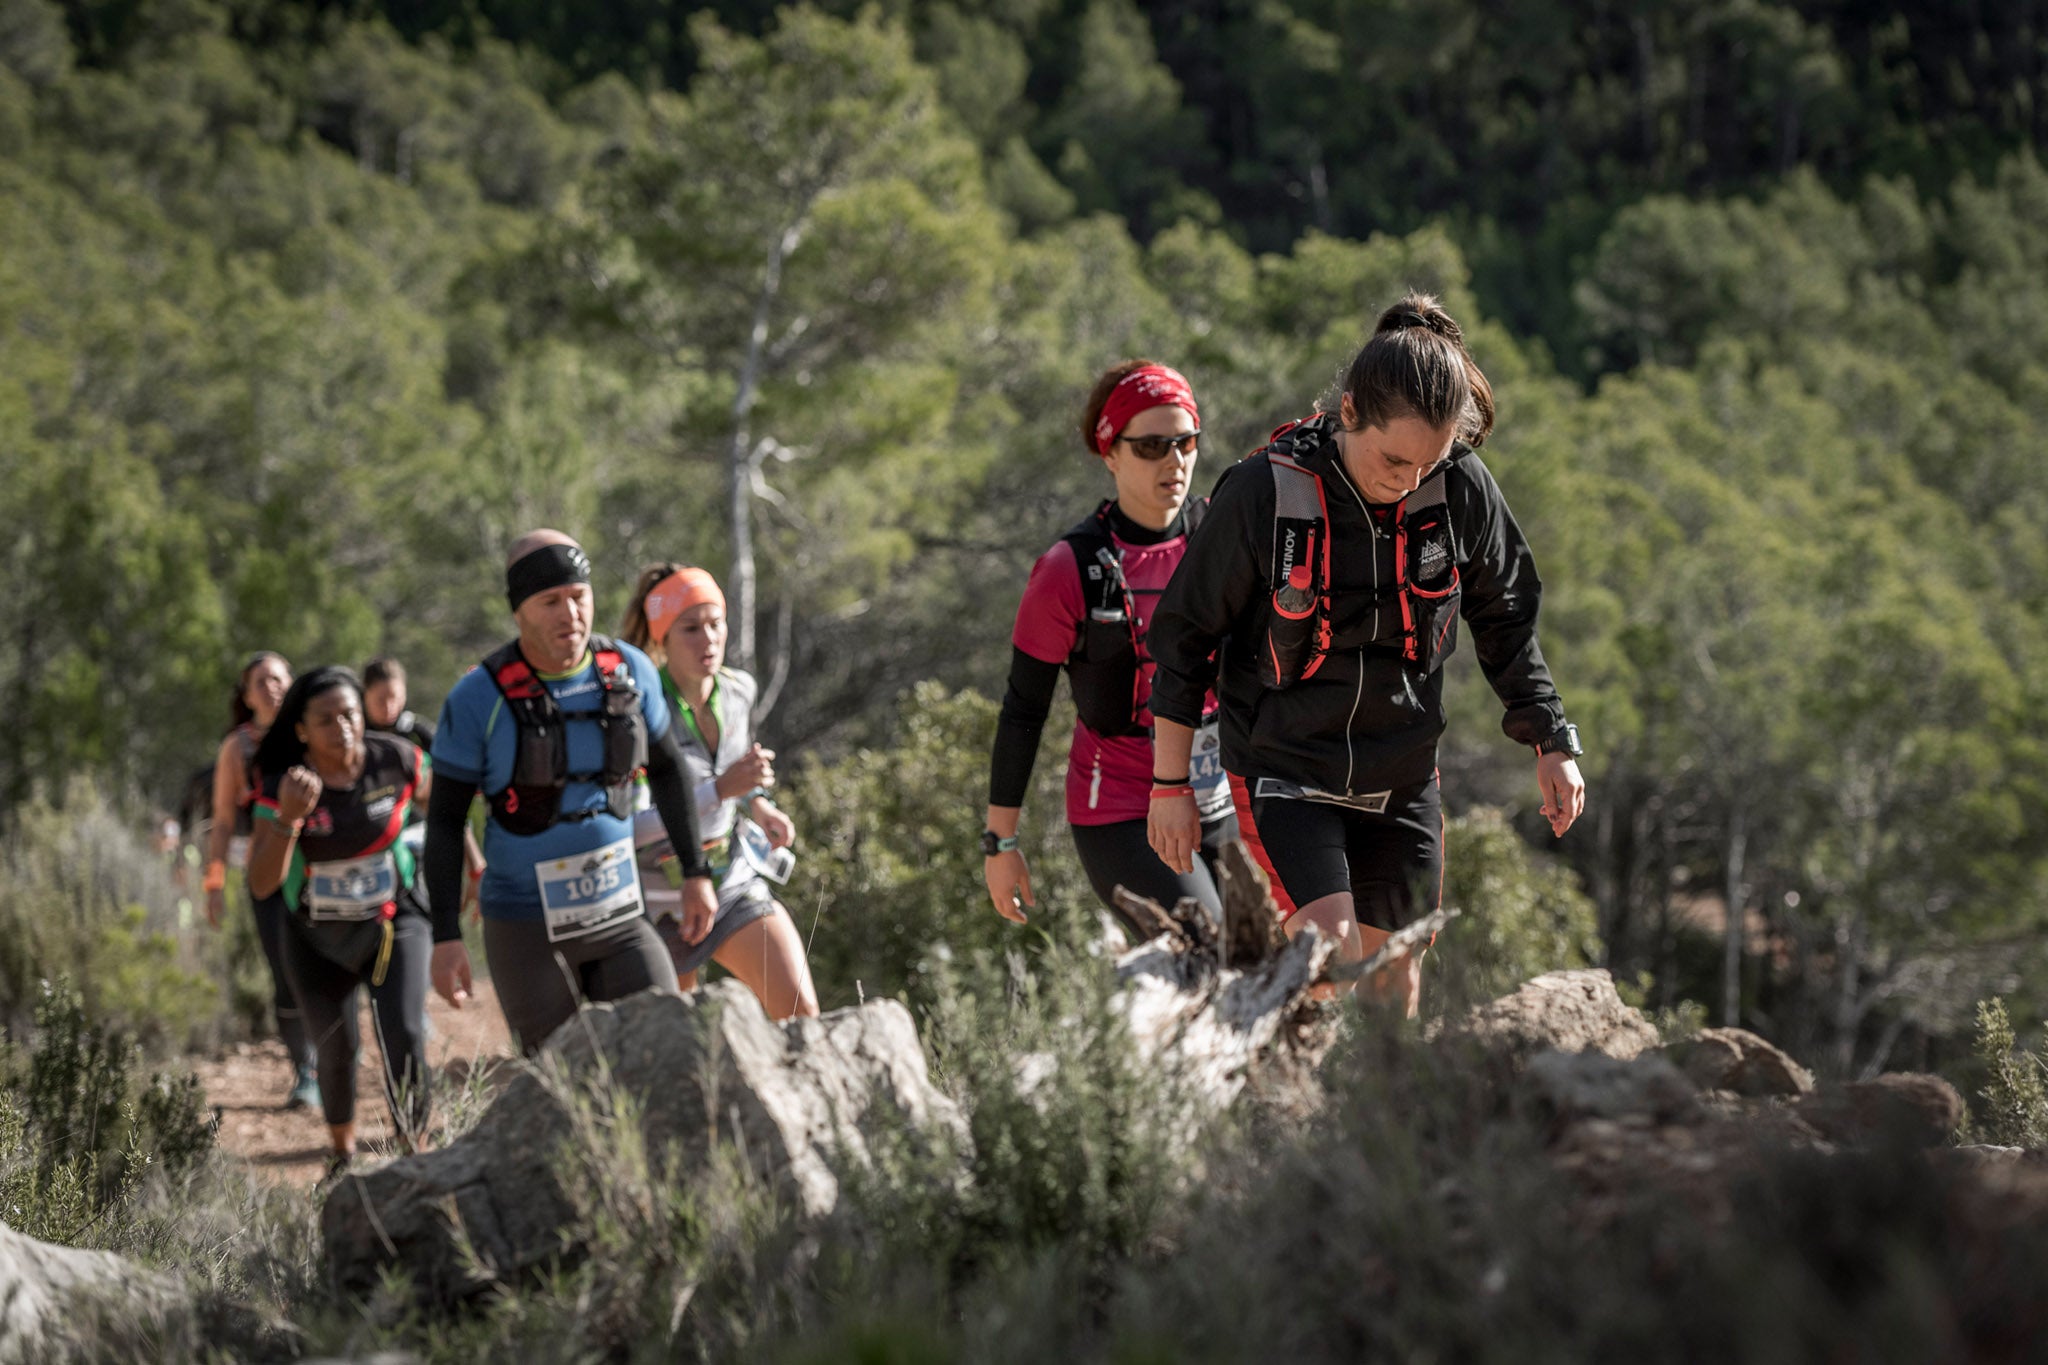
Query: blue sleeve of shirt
430 666 492 785
620 642 672 744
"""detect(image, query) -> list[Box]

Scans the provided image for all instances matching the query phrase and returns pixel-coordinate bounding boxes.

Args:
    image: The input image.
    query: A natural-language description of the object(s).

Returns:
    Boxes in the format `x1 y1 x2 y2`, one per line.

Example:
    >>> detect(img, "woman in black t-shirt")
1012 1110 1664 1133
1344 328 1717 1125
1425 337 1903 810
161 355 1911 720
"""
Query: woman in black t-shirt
248 666 433 1176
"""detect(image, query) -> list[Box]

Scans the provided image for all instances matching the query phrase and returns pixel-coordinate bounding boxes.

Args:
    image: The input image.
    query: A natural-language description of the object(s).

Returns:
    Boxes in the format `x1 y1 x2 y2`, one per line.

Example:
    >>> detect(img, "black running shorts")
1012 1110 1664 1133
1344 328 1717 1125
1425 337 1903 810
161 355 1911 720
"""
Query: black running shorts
1244 774 1443 931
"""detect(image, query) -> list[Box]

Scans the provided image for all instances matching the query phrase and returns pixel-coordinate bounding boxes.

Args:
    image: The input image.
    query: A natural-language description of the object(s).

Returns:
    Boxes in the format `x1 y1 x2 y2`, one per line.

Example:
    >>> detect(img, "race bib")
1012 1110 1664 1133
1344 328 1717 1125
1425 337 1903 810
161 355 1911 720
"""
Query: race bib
306 851 397 923
1190 719 1232 821
535 836 643 942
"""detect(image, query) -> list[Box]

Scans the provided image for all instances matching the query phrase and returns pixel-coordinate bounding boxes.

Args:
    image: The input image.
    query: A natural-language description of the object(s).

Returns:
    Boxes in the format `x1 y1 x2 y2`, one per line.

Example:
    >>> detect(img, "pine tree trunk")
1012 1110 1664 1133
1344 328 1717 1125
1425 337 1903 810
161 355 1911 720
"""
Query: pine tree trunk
1722 804 1747 1026
726 223 800 671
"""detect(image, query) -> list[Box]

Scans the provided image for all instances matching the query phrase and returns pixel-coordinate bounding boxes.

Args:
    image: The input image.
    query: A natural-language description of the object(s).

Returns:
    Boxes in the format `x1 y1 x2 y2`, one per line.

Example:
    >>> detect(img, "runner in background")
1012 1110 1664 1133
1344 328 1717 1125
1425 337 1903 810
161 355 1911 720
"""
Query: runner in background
621 564 818 1020
204 651 320 1110
982 360 1238 940
365 653 484 916
362 656 435 752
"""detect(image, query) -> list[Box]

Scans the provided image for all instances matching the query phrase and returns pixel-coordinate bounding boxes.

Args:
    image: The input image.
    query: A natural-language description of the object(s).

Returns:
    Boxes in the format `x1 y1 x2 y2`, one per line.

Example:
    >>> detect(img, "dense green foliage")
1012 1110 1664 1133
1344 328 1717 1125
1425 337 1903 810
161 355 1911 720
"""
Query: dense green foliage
3 0 2045 1078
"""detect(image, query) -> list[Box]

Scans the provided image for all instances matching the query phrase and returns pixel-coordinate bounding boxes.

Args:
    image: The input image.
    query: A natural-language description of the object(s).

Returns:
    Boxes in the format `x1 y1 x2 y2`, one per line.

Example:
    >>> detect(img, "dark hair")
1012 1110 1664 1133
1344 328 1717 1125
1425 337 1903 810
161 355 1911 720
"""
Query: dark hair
1079 358 1157 455
361 655 405 688
253 666 362 779
228 651 290 733
619 561 689 652
1325 293 1495 447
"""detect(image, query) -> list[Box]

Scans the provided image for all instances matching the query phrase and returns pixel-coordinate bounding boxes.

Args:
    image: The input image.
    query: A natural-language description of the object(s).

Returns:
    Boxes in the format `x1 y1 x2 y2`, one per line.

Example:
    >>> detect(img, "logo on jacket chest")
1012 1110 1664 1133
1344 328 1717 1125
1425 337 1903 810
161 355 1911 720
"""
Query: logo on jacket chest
1416 530 1452 584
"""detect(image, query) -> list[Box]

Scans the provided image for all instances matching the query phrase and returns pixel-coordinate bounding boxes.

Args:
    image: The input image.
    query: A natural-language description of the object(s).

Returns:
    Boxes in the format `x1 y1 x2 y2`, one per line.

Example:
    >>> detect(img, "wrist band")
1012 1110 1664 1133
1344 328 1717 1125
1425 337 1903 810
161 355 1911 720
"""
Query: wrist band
1152 774 1190 787
202 860 227 893
1150 785 1195 800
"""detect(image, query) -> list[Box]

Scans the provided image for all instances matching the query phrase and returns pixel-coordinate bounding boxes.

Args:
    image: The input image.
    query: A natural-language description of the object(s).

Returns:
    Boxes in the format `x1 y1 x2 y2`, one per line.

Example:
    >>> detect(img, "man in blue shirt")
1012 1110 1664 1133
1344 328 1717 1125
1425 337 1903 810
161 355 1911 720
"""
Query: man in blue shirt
422 530 718 1053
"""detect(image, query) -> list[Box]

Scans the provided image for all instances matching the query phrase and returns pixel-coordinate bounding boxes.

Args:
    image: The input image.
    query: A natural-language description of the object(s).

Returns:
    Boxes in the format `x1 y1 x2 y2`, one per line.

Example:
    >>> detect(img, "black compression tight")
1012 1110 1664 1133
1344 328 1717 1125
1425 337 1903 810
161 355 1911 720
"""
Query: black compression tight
481 913 679 1056
279 910 431 1139
1069 813 1238 938
250 882 315 1071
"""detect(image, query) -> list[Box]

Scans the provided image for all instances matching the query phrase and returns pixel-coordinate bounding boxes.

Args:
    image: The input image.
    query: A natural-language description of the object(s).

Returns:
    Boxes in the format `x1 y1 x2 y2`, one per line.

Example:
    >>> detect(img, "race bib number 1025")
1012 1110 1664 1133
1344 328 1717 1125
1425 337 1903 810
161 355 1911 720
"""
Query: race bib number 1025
536 837 642 942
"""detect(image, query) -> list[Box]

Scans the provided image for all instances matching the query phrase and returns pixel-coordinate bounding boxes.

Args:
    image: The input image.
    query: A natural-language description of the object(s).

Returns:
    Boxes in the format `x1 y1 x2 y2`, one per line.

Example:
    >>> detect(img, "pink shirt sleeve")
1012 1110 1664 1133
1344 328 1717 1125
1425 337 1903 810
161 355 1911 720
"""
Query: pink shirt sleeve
1011 539 1084 665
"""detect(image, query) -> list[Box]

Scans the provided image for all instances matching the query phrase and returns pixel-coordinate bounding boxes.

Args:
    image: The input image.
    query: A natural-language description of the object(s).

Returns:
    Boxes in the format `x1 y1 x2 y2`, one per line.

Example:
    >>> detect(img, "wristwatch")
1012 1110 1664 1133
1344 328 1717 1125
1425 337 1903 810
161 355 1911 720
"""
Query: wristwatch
980 830 1020 858
1536 722 1584 758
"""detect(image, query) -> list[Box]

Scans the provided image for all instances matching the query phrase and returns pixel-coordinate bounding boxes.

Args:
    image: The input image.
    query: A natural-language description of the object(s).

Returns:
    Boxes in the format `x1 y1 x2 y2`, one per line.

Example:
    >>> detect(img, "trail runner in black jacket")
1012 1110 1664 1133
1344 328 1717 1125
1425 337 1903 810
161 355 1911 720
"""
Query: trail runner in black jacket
1146 294 1586 1014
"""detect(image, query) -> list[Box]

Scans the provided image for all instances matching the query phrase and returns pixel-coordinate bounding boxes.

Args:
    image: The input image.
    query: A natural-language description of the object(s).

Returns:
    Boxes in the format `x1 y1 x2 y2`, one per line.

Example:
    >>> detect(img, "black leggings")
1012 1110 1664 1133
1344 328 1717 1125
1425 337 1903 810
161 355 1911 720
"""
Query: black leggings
279 910 431 1137
250 881 315 1071
482 912 679 1056
1247 777 1442 932
1070 813 1239 937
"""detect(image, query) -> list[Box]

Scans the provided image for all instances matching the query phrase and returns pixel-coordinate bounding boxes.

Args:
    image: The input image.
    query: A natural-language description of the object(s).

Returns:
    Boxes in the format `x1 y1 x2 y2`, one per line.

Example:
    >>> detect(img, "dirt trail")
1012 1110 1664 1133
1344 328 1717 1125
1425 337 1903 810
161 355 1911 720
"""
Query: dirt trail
195 977 515 1187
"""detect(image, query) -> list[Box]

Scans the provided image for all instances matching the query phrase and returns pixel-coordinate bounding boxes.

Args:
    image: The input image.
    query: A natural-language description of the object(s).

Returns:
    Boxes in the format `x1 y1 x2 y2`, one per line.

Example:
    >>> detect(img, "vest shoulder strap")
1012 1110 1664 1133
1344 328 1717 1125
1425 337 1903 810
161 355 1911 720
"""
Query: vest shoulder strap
482 640 545 703
1061 501 1126 621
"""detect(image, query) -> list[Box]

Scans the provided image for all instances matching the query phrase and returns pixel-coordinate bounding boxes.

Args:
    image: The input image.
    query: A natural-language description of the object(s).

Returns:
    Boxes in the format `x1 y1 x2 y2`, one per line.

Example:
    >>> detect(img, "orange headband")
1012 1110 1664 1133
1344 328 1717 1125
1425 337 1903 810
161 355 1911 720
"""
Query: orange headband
644 567 725 645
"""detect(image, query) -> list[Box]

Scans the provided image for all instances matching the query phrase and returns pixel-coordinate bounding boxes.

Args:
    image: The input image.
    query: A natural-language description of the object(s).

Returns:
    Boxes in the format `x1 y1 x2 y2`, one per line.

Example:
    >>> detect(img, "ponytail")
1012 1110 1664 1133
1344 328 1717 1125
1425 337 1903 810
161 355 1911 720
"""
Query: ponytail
1327 293 1494 447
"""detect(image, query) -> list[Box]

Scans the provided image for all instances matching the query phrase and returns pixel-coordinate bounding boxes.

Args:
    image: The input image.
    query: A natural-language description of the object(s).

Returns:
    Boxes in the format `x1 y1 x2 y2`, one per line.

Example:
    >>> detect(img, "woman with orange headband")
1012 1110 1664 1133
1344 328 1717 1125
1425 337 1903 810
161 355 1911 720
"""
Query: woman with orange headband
982 359 1237 941
621 564 818 1019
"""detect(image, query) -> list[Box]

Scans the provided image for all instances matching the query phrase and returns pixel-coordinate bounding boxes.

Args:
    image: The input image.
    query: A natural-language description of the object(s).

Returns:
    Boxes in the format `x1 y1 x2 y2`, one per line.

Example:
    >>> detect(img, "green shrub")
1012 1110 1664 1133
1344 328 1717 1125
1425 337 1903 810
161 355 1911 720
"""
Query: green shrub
1971 997 2048 1149
871 931 1186 1286
0 979 213 1244
1434 807 1604 1011
780 682 1097 1010
0 779 248 1052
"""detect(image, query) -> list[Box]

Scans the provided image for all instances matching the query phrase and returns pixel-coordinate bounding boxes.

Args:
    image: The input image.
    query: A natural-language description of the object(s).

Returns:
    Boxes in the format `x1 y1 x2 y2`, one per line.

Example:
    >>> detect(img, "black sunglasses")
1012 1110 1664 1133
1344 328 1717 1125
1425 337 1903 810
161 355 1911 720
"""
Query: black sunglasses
1116 431 1200 461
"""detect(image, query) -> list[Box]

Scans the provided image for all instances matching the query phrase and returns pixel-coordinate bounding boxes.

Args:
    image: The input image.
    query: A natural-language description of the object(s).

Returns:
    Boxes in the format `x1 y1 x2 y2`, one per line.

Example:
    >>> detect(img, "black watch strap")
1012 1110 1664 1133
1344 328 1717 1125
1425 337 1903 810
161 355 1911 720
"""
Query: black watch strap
1537 722 1583 758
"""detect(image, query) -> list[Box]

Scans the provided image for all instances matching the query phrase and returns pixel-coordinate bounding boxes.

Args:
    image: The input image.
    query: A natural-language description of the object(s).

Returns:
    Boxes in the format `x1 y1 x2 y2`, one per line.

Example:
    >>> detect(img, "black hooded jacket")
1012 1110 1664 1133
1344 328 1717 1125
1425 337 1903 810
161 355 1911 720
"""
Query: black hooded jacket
1147 423 1566 795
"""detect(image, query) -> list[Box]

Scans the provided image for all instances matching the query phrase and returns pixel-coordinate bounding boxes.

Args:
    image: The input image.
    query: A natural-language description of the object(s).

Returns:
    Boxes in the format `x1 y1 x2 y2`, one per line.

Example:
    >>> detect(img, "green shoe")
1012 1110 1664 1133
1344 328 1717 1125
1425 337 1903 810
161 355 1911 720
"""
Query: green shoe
285 1065 321 1112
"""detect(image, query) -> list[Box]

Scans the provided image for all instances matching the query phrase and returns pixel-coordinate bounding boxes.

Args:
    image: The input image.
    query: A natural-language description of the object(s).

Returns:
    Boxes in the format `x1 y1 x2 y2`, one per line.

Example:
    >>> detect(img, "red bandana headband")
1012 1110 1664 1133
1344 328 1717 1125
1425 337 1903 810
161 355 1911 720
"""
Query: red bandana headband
1093 364 1200 455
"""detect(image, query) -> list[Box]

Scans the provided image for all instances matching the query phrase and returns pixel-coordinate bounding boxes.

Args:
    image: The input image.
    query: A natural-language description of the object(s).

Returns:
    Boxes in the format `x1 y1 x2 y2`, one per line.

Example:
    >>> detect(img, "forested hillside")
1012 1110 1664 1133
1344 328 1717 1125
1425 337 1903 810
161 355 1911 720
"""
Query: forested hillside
4 0 2046 1070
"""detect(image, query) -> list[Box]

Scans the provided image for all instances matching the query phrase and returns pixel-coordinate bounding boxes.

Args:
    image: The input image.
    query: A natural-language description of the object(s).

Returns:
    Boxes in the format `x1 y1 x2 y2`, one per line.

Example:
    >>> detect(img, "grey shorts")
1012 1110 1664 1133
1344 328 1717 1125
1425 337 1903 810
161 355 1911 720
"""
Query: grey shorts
653 885 786 977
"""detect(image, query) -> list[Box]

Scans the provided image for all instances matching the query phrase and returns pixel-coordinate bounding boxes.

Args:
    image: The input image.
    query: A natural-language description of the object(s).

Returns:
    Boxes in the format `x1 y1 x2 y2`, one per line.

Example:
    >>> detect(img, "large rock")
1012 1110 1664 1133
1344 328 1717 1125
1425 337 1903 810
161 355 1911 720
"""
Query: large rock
0 1219 187 1362
1520 1049 1699 1129
1793 1073 1965 1149
1448 969 1660 1068
323 982 963 1303
1666 1027 1814 1096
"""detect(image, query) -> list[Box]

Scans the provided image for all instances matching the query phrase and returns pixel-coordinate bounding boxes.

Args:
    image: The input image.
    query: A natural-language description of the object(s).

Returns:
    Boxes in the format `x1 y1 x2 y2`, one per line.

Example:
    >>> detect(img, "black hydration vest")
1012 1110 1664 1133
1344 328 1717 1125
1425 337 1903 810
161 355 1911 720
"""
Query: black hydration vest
480 636 649 837
1059 499 1207 737
1259 414 1468 689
